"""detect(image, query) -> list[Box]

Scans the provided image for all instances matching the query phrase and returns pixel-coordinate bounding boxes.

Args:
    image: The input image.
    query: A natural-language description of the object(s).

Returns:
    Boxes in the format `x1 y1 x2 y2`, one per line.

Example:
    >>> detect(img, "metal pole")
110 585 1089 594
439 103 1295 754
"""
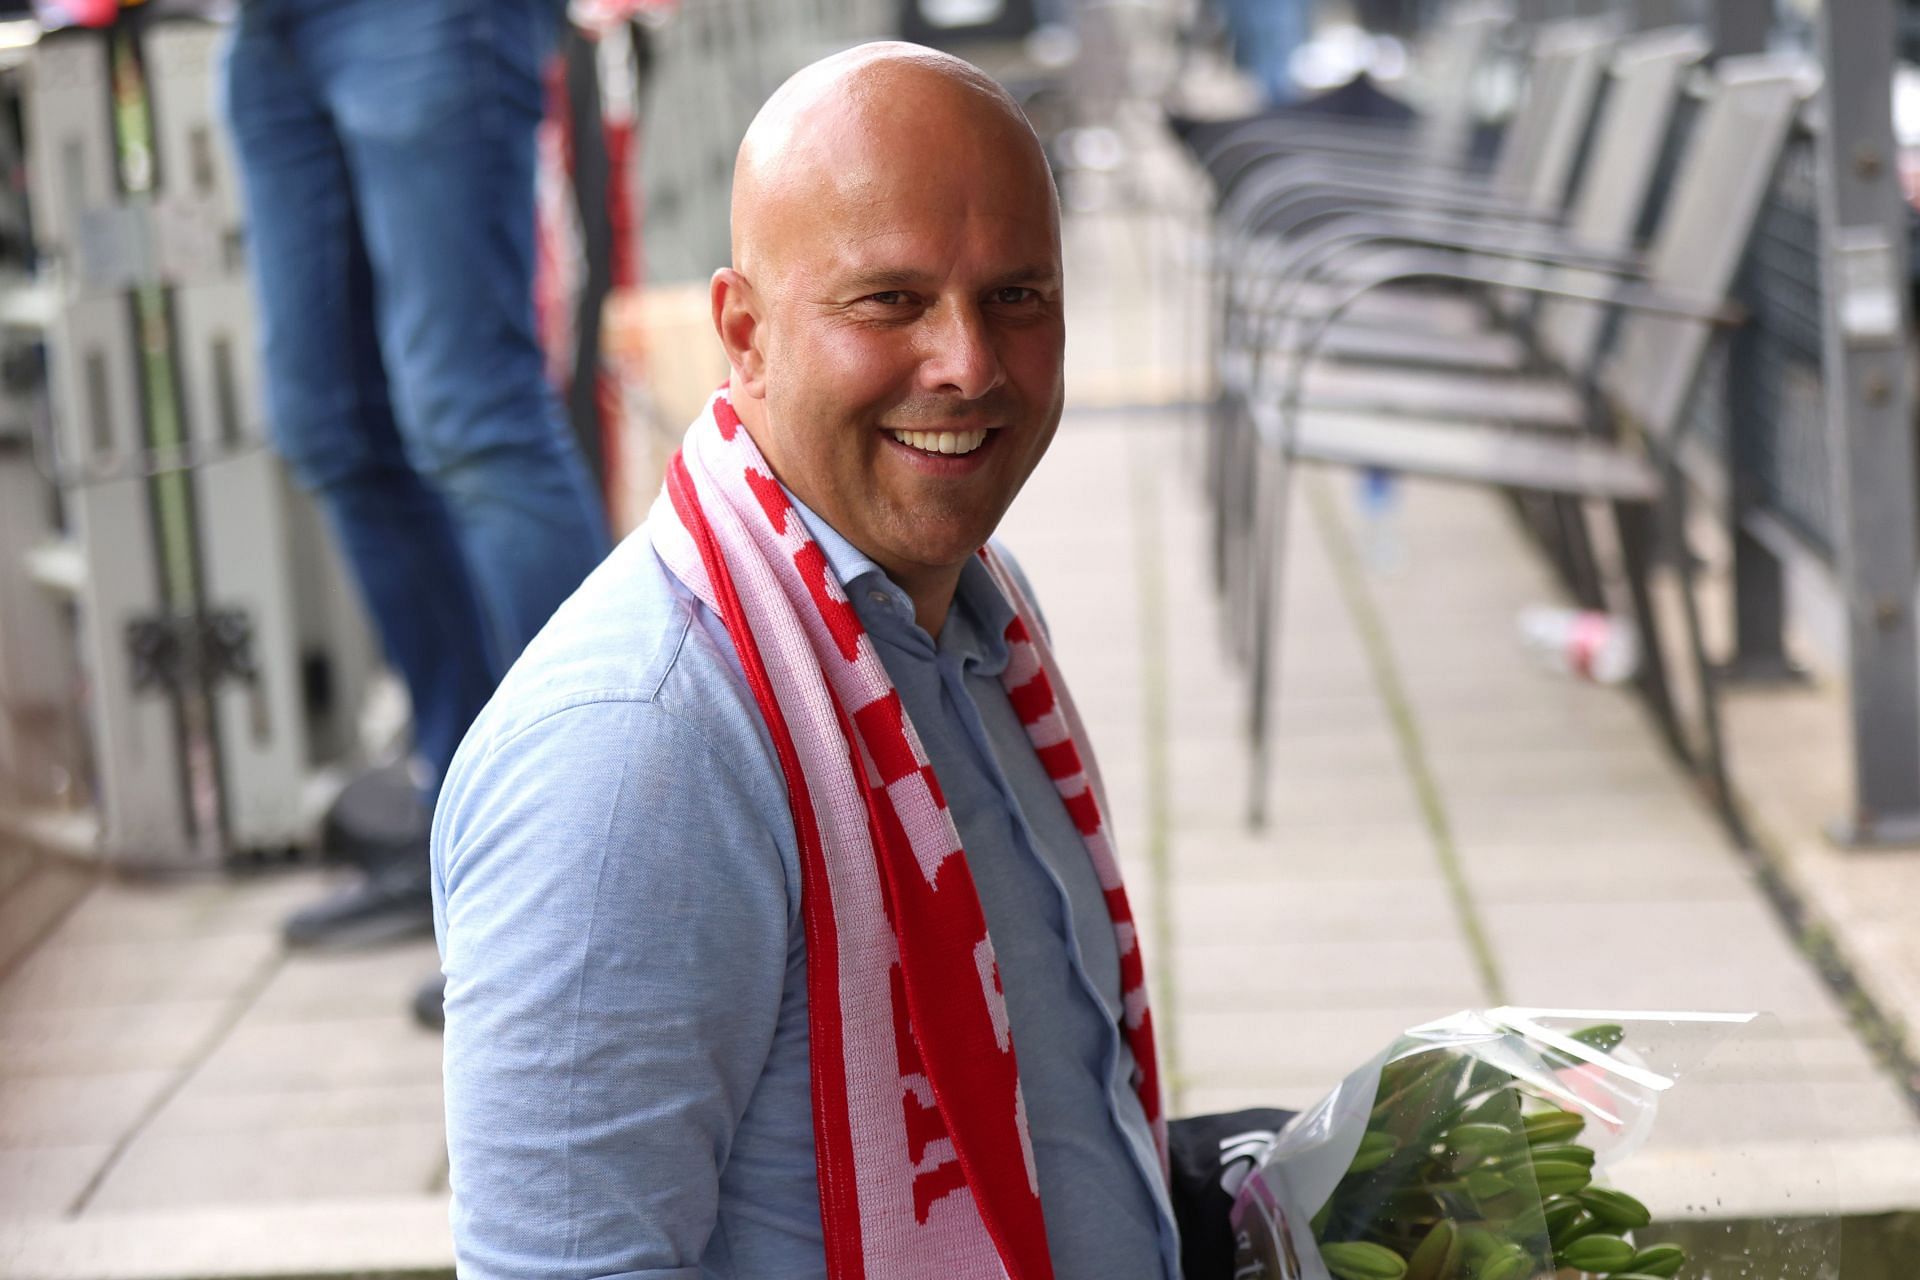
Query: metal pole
1630 0 1692 31
1721 258 1804 683
1709 0 1804 685
1815 0 1920 845
1709 0 1770 57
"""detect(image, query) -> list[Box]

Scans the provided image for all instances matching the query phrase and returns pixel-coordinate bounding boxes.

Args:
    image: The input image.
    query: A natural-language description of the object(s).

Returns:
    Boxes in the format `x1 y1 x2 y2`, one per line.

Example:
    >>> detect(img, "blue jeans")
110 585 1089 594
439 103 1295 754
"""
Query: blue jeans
1221 0 1311 105
221 0 610 797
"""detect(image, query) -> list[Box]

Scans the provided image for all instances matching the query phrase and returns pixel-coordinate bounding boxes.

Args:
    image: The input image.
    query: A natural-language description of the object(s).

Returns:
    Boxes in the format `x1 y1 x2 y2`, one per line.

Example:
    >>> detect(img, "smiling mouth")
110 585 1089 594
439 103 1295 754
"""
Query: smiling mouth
887 427 990 456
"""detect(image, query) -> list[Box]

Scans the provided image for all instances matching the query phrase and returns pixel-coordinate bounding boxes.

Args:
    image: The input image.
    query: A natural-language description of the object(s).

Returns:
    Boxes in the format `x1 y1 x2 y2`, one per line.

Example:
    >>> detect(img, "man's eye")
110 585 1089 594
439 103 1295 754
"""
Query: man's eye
868 291 909 306
992 287 1036 305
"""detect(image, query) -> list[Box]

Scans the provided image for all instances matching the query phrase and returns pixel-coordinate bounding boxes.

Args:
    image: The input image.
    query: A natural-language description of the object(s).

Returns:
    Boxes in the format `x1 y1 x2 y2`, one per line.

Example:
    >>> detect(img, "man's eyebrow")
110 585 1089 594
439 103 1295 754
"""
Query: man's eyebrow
986 264 1061 289
834 264 1062 293
837 267 931 293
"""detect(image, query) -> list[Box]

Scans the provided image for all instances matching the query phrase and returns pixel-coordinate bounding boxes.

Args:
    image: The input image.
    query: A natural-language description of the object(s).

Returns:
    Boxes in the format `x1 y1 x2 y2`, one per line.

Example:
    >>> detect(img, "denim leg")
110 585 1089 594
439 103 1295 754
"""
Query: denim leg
220 9 500 794
295 0 610 671
1222 0 1310 105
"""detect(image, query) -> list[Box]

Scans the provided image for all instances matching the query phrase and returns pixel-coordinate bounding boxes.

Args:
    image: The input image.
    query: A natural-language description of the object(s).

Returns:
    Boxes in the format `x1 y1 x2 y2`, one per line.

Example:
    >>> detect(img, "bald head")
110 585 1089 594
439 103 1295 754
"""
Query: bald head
729 42 1055 284
709 42 1067 637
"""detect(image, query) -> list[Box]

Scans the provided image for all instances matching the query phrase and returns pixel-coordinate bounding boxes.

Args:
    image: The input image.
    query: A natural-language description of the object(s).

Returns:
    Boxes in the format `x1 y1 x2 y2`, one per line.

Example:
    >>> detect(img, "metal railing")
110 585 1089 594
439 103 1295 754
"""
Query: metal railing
638 0 894 284
1201 0 1920 846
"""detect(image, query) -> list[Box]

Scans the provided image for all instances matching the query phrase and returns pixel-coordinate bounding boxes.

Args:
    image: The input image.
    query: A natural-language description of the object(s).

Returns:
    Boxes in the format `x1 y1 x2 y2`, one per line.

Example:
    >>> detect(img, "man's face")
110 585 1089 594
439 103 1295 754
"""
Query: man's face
740 111 1064 585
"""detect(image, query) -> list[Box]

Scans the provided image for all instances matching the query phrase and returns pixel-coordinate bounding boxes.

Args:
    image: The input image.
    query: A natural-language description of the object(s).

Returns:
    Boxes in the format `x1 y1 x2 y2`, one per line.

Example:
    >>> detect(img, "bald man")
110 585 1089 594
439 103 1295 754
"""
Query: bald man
431 44 1177 1280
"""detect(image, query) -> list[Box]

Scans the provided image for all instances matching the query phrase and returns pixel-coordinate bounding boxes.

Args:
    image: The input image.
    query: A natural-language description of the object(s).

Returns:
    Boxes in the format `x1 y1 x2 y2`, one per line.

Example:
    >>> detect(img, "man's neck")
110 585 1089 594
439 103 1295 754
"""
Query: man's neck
888 563 963 642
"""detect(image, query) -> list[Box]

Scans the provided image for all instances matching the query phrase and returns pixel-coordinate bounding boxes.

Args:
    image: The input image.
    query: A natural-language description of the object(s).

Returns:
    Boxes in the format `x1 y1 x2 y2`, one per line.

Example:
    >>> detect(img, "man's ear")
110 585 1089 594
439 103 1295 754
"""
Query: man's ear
711 268 767 399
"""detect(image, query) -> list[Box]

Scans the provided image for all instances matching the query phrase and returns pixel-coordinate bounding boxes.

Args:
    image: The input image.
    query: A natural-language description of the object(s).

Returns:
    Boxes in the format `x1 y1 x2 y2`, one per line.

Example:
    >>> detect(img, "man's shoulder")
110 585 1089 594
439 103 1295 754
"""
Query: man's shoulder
984 537 1050 639
458 520 767 766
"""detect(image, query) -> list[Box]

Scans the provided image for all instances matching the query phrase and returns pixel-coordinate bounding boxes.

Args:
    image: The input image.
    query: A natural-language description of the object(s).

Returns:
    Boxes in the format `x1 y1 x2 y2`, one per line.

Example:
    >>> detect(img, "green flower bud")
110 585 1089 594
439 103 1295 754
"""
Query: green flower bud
1626 1244 1689 1278
1321 1240 1410 1280
1577 1186 1654 1230
1530 1159 1593 1197
1475 1242 1531 1280
1557 1234 1637 1273
1522 1110 1586 1144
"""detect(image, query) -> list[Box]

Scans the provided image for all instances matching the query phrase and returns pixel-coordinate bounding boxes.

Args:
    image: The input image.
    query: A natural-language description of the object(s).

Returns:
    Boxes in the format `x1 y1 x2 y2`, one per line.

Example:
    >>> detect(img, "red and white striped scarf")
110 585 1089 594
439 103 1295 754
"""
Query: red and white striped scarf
648 388 1166 1280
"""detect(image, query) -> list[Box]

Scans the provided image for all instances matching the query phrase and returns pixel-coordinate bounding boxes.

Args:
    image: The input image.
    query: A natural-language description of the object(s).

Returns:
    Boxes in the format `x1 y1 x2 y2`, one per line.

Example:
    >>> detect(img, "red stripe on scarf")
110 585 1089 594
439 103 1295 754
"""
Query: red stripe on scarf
1062 789 1102 837
852 694 952 810
1034 739 1083 780
714 393 743 440
1132 1010 1163 1125
1007 674 1055 724
854 692 920 786
667 455 867 1279
864 769 1043 1274
795 542 865 664
745 466 789 534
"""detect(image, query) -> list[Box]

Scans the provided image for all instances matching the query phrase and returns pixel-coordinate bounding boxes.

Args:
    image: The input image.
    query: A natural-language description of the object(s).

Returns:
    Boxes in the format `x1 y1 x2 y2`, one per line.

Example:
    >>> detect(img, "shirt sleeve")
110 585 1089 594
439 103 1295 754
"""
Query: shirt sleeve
432 696 795 1280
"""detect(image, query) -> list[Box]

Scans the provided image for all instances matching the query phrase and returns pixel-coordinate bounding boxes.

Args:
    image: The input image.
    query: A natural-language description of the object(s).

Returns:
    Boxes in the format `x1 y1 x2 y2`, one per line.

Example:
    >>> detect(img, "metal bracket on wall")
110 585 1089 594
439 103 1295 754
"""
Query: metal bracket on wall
126 608 258 697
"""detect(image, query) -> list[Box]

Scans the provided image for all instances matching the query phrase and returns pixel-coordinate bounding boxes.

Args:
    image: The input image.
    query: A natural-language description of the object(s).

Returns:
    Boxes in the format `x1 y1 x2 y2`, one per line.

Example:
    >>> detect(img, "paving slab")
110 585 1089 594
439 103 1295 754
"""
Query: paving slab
1174 1005 1476 1096
141 1082 447 1139
184 1014 445 1097
1617 1135 1920 1219
1166 823 1435 883
82 1122 447 1214
1174 935 1486 1011
0 855 95 978
45 873 338 948
0 934 280 1015
1483 897 1846 1022
0 1000 232 1078
0 1071 177 1148
1721 674 1920 1103
1165 877 1467 949
1425 739 1682 794
0 1147 115 1222
1171 826 1439 883
0 1199 454 1280
1460 851 1761 905
246 941 444 1024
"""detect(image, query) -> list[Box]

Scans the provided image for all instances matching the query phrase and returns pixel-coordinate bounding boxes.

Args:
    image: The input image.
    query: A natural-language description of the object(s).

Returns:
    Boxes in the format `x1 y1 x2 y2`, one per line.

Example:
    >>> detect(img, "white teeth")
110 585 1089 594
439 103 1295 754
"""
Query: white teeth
889 428 989 456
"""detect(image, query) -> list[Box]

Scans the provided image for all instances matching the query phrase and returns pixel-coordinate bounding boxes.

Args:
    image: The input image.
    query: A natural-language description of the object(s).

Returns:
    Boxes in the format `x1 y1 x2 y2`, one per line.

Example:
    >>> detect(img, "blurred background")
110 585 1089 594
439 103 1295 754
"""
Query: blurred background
1 0 1920 1274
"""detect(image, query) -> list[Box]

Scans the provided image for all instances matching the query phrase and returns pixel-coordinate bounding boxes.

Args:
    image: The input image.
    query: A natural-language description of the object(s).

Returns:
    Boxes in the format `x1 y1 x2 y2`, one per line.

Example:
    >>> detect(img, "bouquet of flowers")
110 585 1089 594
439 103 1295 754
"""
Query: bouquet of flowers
1229 1008 1840 1280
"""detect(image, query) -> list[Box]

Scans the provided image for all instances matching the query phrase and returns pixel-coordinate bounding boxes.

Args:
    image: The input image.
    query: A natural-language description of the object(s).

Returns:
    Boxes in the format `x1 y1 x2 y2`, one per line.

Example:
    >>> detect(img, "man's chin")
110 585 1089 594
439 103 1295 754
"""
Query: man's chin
878 519 1003 578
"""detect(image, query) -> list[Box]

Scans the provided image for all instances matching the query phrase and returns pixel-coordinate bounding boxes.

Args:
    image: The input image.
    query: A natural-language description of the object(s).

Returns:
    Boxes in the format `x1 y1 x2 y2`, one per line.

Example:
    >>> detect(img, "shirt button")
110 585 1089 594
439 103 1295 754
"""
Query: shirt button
868 590 890 606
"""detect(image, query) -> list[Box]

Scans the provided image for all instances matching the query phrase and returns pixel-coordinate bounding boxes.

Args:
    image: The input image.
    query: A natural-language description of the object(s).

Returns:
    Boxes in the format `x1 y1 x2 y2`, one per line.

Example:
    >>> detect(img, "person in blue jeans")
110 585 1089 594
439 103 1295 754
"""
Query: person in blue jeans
220 0 611 1019
1219 0 1312 104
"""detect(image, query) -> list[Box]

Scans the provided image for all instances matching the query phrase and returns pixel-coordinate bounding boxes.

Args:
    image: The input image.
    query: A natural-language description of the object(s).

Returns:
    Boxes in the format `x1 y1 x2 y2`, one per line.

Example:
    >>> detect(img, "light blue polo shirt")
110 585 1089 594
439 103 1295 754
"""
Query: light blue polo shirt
431 490 1178 1279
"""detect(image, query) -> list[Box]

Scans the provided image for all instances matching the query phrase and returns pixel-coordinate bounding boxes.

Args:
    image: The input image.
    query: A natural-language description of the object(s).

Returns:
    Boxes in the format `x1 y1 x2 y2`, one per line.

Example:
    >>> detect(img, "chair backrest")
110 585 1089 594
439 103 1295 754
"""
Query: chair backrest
1599 55 1811 440
1534 26 1713 370
1404 1 1510 162
1197 1 1507 196
1216 14 1612 243
1483 40 1572 200
1497 17 1619 215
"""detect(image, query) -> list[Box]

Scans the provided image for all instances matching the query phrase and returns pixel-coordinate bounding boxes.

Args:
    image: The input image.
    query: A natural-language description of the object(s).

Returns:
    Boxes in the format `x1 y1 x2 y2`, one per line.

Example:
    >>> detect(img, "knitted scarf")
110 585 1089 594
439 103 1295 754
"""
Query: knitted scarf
648 388 1165 1280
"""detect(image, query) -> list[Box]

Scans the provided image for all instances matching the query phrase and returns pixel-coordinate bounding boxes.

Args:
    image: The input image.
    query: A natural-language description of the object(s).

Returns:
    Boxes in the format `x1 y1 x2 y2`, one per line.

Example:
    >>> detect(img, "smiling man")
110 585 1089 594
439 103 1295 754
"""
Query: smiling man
431 43 1176 1280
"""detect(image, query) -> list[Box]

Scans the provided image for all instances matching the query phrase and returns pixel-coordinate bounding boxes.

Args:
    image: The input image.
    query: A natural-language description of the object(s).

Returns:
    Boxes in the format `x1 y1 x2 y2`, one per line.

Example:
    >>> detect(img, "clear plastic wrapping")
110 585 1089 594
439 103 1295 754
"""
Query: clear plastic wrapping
1229 1008 1842 1280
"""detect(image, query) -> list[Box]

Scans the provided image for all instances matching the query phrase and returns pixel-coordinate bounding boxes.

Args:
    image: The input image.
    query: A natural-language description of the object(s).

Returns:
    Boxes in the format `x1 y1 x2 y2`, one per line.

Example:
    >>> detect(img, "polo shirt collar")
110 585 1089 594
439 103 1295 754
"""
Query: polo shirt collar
784 486 1015 677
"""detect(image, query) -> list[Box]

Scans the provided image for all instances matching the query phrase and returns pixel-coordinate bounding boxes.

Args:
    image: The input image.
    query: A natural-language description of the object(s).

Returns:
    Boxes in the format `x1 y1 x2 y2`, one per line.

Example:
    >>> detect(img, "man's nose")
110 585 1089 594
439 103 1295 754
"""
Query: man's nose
917 302 1006 400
